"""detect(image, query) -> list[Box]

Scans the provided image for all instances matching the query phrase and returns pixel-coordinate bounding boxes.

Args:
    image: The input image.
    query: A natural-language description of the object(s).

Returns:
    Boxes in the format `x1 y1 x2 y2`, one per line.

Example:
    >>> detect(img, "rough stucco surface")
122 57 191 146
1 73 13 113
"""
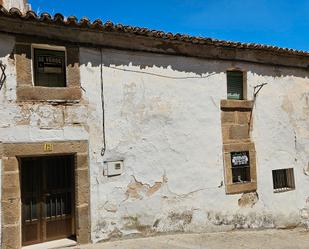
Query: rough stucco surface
0 33 308 244
79 48 308 242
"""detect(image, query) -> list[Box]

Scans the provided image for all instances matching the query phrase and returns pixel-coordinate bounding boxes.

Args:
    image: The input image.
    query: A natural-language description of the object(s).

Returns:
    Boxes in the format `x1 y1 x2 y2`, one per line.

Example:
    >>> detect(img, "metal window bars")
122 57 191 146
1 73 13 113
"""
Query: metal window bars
0 60 6 91
272 168 295 193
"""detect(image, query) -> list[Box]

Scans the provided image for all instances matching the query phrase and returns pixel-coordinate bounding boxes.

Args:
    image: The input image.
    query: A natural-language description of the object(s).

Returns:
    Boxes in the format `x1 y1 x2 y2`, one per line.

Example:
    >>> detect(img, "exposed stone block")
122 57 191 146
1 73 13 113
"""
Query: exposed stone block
76 168 90 206
3 172 20 190
221 99 254 110
236 111 251 125
226 182 257 194
2 157 19 172
76 205 90 244
76 153 89 169
66 46 81 88
229 125 249 140
223 142 255 152
17 86 81 102
15 43 32 86
2 185 20 200
238 192 259 208
2 198 21 225
221 111 236 124
76 169 89 189
221 125 230 141
1 141 88 157
2 224 21 249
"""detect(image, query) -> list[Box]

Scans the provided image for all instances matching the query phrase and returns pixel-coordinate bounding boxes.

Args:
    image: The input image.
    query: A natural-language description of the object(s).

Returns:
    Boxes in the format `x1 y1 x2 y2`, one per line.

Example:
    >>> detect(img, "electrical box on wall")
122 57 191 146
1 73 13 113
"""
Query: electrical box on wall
104 160 124 177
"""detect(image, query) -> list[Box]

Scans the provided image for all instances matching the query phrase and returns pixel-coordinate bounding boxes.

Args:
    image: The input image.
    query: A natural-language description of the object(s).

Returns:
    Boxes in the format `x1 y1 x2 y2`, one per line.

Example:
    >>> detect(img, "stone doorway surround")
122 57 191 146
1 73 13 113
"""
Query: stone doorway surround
0 140 90 249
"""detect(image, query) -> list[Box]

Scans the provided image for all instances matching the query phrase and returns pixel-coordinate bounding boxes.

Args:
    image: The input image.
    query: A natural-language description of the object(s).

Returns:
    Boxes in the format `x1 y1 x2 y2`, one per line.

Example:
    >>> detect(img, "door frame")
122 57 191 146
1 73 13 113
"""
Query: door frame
0 140 90 249
21 155 76 246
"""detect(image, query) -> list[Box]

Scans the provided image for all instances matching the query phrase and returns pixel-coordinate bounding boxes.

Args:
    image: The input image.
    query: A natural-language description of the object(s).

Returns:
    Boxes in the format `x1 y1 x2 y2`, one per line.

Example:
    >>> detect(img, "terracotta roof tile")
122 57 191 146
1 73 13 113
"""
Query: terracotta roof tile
0 5 308 56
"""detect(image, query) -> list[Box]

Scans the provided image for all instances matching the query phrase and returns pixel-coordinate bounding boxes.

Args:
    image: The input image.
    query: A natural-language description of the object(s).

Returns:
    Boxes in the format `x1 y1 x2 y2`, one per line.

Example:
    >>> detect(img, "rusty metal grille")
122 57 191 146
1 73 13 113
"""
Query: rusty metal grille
272 168 295 193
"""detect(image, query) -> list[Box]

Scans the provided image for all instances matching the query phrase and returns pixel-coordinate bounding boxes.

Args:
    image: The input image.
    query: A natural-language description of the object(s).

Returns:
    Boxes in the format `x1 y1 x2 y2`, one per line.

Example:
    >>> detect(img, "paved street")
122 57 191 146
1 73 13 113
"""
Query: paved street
72 228 309 249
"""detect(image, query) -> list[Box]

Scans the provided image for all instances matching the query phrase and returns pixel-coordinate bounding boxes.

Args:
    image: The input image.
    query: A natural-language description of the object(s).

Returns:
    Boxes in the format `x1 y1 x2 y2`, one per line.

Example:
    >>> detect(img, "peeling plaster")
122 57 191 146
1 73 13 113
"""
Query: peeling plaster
238 192 259 208
300 197 309 229
304 162 309 176
0 40 308 244
125 175 166 200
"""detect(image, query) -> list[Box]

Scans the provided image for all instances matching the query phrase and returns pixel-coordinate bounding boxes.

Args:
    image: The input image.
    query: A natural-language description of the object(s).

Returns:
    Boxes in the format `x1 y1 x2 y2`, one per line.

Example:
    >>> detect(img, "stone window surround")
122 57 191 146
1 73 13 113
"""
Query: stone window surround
226 68 248 101
31 43 67 87
223 142 257 194
0 140 90 249
220 99 257 194
15 39 81 102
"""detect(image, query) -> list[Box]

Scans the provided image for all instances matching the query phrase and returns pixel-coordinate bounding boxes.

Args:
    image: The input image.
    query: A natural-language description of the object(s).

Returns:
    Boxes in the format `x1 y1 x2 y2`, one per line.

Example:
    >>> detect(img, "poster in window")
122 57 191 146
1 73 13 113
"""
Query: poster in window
231 151 249 167
37 55 64 74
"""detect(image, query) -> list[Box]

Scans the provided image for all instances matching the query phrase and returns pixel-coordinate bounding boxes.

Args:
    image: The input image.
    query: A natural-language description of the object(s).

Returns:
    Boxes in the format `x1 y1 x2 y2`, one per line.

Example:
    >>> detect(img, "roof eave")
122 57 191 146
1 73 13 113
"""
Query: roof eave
0 15 308 69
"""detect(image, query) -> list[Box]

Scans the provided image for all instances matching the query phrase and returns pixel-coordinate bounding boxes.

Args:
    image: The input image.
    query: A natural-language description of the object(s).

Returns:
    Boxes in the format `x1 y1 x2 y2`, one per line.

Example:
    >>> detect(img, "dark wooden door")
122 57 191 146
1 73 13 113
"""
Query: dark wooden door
21 155 75 246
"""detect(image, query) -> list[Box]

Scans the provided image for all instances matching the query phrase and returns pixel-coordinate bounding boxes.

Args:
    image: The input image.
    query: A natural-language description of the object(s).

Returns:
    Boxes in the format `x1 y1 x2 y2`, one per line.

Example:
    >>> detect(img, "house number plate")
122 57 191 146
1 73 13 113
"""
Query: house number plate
44 143 54 152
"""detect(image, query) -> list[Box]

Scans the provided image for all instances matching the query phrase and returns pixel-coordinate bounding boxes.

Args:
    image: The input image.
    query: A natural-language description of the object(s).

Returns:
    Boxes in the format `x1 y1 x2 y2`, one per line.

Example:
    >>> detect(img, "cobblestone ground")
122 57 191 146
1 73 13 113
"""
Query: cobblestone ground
72 228 309 249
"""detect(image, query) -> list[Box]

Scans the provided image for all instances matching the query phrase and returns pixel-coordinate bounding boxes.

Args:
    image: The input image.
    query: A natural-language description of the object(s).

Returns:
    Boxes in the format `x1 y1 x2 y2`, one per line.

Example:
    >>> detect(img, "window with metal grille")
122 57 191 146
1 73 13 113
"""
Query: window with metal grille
227 71 244 100
272 168 295 193
33 48 66 87
231 151 250 183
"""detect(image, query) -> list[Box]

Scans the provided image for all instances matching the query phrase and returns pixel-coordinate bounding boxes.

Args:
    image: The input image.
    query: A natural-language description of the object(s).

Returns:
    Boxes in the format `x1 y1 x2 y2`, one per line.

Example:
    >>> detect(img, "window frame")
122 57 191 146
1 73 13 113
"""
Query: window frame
223 142 257 194
31 44 67 88
230 151 251 183
15 40 81 102
226 69 247 101
272 168 295 193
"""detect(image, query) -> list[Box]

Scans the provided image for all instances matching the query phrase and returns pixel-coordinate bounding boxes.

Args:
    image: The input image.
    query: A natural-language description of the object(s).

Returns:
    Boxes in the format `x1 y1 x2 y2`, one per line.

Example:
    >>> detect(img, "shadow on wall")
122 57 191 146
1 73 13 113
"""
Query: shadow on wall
79 47 309 79
1 34 308 79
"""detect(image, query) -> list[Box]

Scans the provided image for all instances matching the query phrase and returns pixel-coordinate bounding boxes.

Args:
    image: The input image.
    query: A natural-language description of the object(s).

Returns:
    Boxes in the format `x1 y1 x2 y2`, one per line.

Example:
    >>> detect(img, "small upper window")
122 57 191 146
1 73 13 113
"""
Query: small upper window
33 48 66 87
272 168 295 193
227 71 244 100
231 151 250 183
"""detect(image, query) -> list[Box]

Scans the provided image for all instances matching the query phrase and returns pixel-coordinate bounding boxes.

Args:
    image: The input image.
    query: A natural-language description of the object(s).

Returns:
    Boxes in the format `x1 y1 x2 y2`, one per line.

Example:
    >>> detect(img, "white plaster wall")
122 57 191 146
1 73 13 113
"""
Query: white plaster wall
0 32 308 244
79 47 309 241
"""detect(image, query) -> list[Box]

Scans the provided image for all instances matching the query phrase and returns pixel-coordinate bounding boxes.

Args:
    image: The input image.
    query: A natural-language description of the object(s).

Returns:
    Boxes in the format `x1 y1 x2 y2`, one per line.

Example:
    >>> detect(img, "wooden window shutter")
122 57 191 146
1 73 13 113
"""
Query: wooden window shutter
227 71 244 100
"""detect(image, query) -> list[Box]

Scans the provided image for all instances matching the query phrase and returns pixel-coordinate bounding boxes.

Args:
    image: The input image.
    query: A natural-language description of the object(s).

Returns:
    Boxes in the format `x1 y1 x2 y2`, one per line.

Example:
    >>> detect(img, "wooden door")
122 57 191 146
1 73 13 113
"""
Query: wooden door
21 155 75 246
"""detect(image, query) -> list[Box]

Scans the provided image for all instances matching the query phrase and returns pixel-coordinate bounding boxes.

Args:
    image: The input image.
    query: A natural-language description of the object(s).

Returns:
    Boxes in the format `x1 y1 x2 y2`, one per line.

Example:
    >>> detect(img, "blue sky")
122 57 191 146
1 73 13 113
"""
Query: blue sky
29 0 309 51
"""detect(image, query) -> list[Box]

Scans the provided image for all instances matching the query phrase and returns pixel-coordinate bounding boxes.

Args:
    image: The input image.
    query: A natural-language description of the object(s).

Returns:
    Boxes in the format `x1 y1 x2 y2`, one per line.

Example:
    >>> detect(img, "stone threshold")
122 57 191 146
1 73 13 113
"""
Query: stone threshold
22 238 77 249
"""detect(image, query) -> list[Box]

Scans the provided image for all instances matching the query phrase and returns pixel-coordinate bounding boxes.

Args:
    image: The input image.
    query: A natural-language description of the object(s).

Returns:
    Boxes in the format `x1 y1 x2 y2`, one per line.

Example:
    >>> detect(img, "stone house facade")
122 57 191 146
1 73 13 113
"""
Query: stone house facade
0 1 308 248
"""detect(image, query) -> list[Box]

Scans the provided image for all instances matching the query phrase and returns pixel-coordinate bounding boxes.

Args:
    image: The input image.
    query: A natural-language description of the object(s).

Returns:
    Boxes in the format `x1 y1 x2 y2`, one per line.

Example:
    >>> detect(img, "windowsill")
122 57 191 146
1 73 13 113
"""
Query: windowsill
273 187 295 193
17 85 81 102
221 99 254 110
232 181 251 184
225 181 257 194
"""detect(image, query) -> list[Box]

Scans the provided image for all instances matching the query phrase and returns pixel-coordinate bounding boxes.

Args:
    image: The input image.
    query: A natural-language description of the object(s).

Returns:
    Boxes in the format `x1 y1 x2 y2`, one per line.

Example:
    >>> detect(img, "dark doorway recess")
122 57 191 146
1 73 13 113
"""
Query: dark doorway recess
20 155 76 246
